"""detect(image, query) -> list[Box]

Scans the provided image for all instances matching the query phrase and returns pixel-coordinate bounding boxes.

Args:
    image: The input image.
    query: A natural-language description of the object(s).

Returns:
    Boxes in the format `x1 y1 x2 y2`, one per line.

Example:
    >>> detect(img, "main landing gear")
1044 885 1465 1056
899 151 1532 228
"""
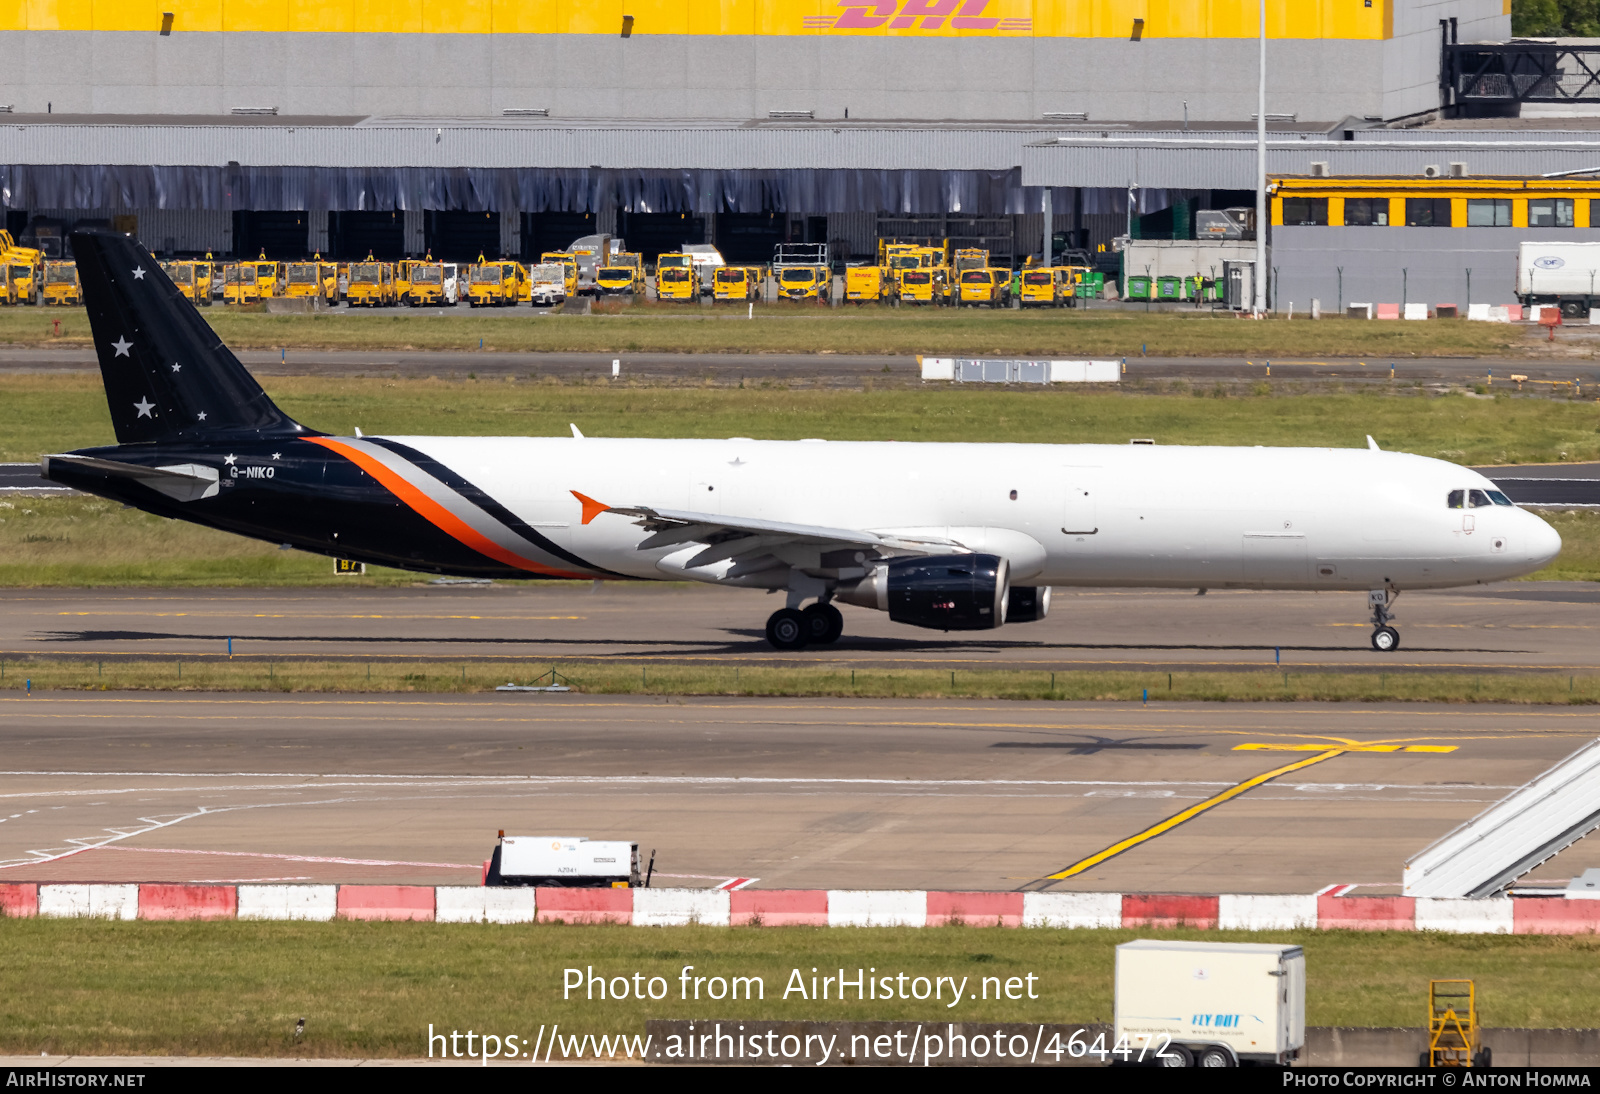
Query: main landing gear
766 601 844 651
1369 588 1400 652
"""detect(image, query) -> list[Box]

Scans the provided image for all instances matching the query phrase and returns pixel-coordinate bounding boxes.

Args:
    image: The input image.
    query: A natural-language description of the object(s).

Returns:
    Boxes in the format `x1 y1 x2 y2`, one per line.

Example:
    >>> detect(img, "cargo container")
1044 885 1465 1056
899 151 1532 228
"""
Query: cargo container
485 834 641 888
1115 940 1305 1067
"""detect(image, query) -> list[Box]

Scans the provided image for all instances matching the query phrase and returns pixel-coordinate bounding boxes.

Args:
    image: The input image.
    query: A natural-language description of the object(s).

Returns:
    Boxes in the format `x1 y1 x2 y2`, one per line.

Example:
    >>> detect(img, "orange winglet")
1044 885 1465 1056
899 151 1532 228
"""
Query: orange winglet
571 490 611 525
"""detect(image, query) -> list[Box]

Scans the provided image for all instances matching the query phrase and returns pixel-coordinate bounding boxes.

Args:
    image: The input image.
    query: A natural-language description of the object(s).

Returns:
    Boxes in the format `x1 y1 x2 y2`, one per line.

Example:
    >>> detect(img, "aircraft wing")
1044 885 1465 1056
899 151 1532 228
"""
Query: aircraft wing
602 503 963 574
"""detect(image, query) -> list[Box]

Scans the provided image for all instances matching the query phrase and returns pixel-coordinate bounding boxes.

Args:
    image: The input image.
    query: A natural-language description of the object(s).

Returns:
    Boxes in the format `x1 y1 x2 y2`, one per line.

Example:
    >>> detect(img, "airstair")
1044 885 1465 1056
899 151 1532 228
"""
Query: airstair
1403 738 1600 899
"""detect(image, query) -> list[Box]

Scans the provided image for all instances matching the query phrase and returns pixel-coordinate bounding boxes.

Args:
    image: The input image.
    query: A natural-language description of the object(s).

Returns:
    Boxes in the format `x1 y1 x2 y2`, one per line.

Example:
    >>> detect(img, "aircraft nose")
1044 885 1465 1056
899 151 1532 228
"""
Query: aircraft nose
1524 510 1562 568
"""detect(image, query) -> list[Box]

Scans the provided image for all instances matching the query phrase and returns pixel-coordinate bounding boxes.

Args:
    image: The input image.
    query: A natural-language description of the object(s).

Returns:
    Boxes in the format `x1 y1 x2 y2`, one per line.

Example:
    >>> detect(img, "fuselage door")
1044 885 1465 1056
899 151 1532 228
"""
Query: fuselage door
1062 477 1097 536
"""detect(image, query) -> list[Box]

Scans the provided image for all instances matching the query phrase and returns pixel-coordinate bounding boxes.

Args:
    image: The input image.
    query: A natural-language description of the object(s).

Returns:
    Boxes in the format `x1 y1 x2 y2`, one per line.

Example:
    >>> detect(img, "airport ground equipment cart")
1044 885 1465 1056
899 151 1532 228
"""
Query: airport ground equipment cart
484 833 641 888
1425 979 1491 1068
1114 939 1305 1067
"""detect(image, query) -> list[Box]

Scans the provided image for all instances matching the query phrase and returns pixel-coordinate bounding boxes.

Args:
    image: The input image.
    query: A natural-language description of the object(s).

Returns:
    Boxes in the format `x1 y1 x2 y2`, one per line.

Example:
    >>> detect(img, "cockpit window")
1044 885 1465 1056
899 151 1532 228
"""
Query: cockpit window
1468 489 1492 508
1447 490 1465 509
1487 490 1514 507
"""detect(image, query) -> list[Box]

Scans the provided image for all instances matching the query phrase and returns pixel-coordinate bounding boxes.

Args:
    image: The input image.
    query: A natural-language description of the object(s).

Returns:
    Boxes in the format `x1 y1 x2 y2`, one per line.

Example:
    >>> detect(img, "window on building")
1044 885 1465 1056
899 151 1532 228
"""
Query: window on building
1344 198 1389 226
1529 198 1575 228
1281 197 1328 226
1466 198 1512 227
1406 198 1453 227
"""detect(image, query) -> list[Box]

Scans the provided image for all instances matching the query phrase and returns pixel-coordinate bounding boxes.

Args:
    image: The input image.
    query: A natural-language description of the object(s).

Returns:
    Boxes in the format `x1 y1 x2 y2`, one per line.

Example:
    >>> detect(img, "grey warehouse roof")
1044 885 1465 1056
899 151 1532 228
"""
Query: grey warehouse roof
1022 136 1600 188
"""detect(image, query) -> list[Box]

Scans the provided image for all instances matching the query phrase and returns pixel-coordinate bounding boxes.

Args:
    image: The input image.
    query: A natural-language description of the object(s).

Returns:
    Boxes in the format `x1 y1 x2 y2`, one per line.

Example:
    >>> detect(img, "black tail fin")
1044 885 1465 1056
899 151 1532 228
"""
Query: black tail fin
72 229 311 445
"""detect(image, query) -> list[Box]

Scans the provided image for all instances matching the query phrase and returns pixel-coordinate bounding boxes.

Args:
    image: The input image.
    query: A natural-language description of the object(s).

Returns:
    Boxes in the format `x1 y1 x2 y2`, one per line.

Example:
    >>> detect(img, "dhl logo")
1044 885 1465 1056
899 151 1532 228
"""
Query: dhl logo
802 0 1032 32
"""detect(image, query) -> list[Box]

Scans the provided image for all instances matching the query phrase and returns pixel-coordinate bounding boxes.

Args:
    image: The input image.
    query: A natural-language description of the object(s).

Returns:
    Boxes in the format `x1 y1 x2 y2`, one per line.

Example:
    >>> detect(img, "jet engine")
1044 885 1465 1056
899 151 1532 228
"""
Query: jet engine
838 553 1009 631
1005 585 1051 623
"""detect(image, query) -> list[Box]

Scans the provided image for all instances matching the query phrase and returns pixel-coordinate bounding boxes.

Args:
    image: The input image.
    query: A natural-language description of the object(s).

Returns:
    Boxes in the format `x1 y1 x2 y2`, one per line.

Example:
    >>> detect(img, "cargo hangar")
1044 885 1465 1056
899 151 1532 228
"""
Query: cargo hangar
8 0 1600 307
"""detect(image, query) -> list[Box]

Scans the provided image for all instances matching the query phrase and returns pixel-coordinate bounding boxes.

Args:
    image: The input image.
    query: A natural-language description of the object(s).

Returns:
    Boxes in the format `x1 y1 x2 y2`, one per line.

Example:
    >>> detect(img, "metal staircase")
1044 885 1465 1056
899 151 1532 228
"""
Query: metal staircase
1404 739 1600 899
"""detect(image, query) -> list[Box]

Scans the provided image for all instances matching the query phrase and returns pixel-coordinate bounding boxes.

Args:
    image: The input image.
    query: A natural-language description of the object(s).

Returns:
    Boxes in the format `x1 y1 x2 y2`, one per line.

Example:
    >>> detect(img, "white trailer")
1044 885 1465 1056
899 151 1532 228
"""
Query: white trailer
1114 940 1305 1067
1516 241 1600 318
486 834 641 888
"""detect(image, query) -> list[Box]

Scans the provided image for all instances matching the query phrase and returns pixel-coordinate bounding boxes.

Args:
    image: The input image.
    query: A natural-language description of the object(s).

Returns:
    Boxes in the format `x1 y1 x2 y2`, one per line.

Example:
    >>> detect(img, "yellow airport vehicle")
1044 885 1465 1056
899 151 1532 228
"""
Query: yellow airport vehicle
846 265 889 303
40 261 81 306
953 247 989 274
1 230 43 304
770 243 830 303
957 267 1011 307
712 265 762 302
466 260 526 307
1425 980 1489 1068
161 260 212 305
346 261 397 307
654 252 699 301
0 261 20 305
540 252 580 299
221 262 263 304
594 259 643 296
895 267 941 306
401 261 447 306
242 257 281 299
283 259 338 304
1019 266 1067 308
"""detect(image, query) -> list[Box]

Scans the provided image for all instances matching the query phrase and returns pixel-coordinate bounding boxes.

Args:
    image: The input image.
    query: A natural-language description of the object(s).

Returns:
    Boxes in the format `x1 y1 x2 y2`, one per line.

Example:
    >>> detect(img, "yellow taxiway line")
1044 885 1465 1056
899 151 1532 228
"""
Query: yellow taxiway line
1038 748 1347 881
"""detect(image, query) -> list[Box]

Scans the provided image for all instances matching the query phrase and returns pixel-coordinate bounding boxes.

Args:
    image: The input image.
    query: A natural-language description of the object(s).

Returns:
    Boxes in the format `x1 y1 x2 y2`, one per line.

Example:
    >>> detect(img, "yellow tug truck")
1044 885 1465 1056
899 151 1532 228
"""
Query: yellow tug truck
221 263 260 304
466 260 526 307
712 265 762 302
654 252 698 301
346 260 397 306
401 260 447 305
160 260 215 305
283 258 338 304
41 261 81 305
1 230 43 304
892 242 950 306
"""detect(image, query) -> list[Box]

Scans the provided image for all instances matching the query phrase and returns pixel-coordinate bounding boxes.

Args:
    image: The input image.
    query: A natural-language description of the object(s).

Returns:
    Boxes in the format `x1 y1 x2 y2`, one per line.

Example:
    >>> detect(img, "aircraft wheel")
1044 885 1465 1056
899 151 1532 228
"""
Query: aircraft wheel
1371 626 1400 652
803 603 844 644
766 609 809 650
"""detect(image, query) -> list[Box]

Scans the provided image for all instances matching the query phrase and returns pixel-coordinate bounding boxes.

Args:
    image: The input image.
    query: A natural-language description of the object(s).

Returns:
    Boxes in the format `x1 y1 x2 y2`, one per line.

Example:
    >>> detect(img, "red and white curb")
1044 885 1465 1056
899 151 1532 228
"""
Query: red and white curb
2 883 1598 932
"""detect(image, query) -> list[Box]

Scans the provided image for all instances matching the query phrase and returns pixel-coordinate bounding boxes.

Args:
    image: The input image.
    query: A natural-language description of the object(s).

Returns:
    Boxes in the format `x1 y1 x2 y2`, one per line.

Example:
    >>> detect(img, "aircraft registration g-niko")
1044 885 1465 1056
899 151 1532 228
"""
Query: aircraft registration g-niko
45 229 1562 652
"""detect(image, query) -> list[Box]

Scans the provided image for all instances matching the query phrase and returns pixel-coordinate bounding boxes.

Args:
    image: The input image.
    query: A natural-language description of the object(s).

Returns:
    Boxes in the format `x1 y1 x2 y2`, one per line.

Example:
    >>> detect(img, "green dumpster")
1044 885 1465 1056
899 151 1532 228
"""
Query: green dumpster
1157 275 1182 300
1126 275 1152 300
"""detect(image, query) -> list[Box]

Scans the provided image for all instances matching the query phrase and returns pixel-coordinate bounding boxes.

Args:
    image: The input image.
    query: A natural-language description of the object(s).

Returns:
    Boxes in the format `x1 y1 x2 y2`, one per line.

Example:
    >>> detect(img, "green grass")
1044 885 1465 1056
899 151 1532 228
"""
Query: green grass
0 921 1592 1057
0 305 1525 357
6 373 1600 466
5 659 1600 705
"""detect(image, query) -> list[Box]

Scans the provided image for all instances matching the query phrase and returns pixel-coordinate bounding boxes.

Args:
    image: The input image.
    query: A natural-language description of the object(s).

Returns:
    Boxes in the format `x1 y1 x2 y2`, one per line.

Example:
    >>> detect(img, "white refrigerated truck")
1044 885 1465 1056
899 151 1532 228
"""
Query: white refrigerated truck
1114 940 1306 1067
1517 241 1600 318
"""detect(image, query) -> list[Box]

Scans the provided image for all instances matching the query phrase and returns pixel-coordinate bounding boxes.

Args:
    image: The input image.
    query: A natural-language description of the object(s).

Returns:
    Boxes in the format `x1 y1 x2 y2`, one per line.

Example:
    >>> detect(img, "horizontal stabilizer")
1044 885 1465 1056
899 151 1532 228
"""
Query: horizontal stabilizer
42 453 219 502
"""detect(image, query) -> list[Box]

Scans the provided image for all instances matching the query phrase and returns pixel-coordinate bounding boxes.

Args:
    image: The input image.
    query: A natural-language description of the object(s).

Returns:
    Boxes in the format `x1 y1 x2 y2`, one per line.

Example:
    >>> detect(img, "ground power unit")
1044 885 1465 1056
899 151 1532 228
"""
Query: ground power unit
485 834 641 888
1114 940 1306 1067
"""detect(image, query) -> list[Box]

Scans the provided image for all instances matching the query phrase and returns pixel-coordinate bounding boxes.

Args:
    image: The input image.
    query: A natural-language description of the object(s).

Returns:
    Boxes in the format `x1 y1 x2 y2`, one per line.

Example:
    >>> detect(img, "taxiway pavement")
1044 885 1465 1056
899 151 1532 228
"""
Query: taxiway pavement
5 582 1600 673
1 693 1595 893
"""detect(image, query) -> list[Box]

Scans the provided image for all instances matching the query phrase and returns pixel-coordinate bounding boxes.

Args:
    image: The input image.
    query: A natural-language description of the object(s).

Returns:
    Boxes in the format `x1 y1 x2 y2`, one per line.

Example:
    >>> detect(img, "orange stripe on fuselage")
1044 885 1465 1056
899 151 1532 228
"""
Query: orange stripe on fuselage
307 436 591 578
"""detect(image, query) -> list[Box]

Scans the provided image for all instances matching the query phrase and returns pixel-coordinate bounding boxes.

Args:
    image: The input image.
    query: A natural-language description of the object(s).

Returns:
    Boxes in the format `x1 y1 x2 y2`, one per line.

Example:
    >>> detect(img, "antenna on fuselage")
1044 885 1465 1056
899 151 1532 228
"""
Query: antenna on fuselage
1366 435 1380 451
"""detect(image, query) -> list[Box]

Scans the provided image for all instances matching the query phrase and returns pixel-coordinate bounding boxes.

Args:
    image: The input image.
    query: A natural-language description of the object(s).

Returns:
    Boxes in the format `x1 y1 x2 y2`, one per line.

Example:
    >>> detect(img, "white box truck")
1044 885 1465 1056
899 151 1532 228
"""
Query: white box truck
1516 241 1600 318
1114 940 1305 1067
485 834 641 888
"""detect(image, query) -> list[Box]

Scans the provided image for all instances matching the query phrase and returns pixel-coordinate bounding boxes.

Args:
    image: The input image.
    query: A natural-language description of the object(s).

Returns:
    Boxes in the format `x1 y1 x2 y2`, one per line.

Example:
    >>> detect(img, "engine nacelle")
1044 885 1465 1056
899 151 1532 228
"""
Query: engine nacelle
1006 585 1051 623
839 553 1009 631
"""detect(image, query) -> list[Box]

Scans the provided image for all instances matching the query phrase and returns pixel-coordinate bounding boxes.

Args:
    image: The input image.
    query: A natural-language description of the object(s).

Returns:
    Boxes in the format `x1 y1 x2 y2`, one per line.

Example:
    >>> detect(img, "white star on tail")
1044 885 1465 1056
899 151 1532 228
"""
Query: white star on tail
171 363 182 372
132 267 146 280
111 337 132 357
133 398 154 418
197 412 207 421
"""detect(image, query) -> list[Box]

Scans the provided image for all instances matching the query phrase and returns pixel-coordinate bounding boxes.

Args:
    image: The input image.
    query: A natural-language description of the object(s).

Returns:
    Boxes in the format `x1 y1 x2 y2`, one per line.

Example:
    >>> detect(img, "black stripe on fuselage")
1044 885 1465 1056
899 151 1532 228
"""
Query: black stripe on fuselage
366 437 625 578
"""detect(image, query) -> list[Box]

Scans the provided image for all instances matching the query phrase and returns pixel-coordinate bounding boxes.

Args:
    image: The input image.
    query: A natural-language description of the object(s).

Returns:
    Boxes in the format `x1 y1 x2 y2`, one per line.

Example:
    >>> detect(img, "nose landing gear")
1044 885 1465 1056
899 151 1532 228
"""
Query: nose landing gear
1369 588 1400 652
765 601 844 650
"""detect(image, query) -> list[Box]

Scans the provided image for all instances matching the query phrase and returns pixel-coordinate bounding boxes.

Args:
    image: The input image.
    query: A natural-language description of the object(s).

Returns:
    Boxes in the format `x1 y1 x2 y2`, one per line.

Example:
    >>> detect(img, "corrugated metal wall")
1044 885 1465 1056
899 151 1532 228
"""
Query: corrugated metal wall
22 207 231 253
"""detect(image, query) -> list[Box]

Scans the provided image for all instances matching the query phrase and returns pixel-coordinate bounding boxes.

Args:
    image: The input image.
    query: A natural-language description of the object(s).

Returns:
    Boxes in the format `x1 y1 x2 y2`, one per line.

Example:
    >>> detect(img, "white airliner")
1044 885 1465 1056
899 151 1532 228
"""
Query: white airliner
47 229 1563 652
